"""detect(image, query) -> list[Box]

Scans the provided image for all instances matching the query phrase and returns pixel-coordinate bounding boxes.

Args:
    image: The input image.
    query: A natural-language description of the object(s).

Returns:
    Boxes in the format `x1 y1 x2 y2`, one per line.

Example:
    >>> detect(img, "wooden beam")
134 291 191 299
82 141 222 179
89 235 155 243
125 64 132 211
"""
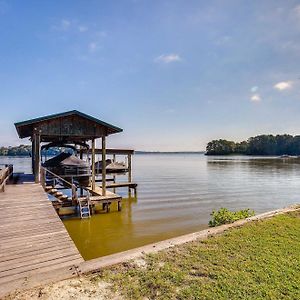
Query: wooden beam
91 138 96 191
31 138 35 174
81 148 134 155
33 128 41 183
128 154 132 183
128 154 132 196
102 136 106 196
112 154 116 193
79 146 83 160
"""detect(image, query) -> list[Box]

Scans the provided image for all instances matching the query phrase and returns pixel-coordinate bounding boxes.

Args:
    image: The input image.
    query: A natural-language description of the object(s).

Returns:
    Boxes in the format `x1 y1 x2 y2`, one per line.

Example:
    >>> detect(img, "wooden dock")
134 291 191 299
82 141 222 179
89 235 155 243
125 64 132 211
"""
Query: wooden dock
87 185 122 202
0 175 83 297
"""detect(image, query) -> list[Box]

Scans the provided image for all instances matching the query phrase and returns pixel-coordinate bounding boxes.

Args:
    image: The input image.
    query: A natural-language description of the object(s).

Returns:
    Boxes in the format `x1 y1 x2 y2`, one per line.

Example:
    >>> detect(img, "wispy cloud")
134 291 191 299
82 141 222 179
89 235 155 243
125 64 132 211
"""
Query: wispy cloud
96 31 107 38
166 108 175 114
250 94 261 102
78 25 88 33
251 86 258 93
273 81 293 91
154 54 181 63
53 19 71 31
88 42 98 52
293 5 300 18
215 35 232 46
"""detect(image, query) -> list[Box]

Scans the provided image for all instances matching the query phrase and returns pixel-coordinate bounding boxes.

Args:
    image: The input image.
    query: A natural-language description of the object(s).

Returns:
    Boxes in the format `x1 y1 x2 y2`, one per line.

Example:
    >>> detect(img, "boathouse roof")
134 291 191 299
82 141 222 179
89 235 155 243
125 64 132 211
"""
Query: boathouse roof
15 110 123 142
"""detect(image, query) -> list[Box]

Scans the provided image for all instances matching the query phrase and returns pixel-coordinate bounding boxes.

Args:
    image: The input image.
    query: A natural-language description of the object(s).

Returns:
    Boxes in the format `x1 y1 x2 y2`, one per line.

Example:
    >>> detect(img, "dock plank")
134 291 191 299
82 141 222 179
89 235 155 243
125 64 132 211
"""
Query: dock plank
0 177 84 296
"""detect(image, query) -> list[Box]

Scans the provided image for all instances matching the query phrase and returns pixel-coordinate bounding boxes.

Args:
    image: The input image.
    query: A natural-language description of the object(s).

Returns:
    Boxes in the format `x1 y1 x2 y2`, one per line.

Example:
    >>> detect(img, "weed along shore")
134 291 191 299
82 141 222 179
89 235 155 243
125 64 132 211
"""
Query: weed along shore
4 205 300 300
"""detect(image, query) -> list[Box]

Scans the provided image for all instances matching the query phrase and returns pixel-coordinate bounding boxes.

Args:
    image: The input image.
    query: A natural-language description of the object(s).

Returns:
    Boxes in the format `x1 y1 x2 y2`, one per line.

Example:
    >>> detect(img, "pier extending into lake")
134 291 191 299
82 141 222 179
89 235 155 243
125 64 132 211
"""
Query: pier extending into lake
0 174 83 297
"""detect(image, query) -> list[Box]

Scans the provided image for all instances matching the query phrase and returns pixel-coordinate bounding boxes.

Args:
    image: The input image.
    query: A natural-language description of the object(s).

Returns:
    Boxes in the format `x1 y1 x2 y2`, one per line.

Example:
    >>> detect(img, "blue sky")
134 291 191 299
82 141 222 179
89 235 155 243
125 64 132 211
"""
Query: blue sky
1 0 300 151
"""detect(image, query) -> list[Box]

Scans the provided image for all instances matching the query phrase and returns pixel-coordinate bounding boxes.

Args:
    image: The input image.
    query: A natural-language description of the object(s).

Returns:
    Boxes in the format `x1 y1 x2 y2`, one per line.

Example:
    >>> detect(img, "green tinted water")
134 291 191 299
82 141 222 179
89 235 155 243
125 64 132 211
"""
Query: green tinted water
63 197 205 260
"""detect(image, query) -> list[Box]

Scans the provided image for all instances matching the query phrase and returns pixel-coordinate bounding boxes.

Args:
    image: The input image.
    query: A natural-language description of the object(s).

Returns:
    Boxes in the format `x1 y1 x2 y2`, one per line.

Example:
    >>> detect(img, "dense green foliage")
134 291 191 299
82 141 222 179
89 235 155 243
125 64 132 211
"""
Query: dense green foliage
99 211 300 299
206 134 300 155
0 145 61 156
209 208 255 227
0 145 31 156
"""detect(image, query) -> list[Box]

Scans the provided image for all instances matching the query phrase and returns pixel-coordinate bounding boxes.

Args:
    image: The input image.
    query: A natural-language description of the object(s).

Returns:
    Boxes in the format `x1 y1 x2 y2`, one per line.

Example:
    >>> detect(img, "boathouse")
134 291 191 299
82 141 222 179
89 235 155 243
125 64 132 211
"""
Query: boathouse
15 110 122 190
14 110 137 217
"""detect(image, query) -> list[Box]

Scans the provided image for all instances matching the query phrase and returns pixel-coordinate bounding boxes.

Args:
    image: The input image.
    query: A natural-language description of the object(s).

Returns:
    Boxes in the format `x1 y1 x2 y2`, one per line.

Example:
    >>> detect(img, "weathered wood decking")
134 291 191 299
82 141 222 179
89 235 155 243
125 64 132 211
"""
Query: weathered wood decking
0 175 83 297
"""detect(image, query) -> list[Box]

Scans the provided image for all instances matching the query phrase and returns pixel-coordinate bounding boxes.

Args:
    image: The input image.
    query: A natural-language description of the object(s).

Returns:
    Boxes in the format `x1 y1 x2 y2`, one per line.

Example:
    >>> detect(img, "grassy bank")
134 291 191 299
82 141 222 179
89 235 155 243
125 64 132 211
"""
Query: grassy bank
7 210 300 300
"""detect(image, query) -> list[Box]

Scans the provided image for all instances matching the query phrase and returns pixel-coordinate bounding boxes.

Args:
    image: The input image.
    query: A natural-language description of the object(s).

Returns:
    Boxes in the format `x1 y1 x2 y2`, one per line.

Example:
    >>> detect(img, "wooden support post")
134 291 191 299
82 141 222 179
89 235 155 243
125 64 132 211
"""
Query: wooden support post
79 147 83 160
128 154 132 196
103 202 110 213
40 167 45 188
112 154 116 193
33 128 41 183
128 154 132 182
91 138 96 191
102 136 106 196
31 138 35 175
71 184 78 206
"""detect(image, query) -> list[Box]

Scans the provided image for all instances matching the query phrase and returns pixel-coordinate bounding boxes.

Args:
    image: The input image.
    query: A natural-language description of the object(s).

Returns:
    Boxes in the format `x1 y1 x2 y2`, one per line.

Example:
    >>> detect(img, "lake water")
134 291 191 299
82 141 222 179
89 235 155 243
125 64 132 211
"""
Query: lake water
1 154 300 260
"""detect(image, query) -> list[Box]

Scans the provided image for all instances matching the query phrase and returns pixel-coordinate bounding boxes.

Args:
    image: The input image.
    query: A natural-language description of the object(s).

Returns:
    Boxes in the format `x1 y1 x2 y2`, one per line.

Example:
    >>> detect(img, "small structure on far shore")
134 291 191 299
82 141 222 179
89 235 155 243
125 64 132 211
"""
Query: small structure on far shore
14 110 137 218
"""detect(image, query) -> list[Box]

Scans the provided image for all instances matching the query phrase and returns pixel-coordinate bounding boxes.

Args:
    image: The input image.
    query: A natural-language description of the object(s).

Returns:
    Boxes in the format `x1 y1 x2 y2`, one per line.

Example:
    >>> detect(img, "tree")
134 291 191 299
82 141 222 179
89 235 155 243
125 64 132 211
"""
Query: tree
206 139 236 155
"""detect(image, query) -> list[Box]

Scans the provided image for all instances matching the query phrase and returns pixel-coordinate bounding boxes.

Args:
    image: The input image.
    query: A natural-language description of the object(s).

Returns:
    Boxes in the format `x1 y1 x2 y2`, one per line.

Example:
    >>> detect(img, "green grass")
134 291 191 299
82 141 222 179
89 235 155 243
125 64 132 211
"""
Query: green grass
94 211 300 299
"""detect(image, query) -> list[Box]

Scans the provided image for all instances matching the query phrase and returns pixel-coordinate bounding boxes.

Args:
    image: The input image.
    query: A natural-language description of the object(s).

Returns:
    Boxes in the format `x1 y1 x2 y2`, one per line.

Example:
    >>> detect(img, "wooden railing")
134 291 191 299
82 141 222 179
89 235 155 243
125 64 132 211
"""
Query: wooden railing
0 164 13 192
40 166 90 204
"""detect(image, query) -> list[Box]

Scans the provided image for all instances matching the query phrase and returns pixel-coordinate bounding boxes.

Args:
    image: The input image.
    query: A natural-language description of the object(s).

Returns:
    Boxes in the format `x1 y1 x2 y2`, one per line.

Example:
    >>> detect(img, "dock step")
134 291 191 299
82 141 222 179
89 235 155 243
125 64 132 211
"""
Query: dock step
48 188 58 194
43 186 69 205
58 194 69 201
54 191 63 197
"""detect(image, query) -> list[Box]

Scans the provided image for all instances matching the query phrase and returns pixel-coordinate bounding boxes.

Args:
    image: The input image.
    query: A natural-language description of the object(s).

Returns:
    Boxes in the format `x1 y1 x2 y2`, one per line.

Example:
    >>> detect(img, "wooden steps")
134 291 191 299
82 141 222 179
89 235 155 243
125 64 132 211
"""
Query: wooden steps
44 186 70 204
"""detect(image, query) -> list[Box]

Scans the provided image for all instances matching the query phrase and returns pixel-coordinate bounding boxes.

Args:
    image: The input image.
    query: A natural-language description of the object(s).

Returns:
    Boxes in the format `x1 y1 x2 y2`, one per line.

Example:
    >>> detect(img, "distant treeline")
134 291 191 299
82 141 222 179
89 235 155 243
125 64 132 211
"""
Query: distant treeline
0 145 61 156
206 134 300 155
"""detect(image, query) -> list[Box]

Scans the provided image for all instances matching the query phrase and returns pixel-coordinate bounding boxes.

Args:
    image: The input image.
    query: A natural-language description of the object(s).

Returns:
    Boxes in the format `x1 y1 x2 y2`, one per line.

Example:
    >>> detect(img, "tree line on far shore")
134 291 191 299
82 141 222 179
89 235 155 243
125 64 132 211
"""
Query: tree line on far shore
206 134 300 155
0 145 60 156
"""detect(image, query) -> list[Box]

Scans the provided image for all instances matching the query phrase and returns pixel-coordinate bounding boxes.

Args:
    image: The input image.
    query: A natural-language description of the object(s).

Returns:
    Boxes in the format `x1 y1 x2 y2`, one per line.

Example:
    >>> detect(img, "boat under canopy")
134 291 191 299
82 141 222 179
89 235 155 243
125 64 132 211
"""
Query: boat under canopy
94 159 128 174
43 152 90 185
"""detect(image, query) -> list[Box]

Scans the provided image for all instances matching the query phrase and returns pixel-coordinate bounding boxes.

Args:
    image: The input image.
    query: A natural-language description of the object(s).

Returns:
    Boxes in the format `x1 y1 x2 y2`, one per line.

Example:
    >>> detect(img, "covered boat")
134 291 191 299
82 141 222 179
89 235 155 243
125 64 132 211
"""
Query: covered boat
94 159 128 174
43 152 90 185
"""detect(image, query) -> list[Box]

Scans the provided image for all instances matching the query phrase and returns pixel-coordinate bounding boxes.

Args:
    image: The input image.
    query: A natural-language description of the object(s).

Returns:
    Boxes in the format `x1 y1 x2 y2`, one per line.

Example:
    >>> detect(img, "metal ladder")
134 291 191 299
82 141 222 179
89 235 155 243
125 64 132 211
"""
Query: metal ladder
78 191 91 219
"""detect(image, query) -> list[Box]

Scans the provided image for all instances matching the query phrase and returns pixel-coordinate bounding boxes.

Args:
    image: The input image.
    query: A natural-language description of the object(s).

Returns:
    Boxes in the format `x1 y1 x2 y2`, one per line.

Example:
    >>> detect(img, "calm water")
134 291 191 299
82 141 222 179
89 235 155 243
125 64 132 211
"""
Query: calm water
2 154 300 260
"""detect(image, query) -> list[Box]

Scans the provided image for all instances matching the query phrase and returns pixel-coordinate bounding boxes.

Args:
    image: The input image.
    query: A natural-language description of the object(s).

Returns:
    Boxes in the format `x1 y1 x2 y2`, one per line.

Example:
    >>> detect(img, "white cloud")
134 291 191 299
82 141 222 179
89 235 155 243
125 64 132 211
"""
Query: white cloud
61 19 71 30
251 86 258 92
215 35 232 46
53 19 71 31
166 108 175 114
96 31 107 37
78 25 88 32
88 42 97 52
293 5 300 18
250 94 261 102
273 81 293 91
154 54 181 63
